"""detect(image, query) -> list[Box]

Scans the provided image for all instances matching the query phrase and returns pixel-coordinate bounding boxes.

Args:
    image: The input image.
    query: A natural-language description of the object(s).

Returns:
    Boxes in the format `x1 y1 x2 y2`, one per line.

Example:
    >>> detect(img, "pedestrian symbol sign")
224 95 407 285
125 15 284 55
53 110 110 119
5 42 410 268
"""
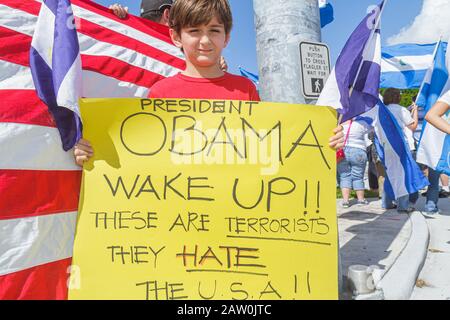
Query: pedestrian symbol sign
299 41 331 99
312 78 324 94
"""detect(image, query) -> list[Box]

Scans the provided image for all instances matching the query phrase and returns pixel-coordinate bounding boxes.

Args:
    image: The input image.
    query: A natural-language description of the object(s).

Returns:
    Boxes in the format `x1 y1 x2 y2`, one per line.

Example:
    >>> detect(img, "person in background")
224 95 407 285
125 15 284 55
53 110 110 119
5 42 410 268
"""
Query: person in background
421 89 450 213
367 131 380 197
109 0 171 23
439 175 449 198
337 119 372 208
425 89 450 134
382 88 418 213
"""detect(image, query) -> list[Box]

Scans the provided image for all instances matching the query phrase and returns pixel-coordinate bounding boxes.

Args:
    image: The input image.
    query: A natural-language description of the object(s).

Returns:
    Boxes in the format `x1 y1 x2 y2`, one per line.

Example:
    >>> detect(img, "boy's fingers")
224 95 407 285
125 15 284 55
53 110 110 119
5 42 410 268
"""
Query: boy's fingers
74 147 93 157
76 138 91 147
75 145 94 154
75 155 89 167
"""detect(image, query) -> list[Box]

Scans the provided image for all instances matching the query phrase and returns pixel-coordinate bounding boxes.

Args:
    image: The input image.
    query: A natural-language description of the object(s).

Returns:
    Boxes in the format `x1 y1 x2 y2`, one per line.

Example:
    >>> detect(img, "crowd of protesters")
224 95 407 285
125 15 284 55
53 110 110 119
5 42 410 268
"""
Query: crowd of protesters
337 88 449 214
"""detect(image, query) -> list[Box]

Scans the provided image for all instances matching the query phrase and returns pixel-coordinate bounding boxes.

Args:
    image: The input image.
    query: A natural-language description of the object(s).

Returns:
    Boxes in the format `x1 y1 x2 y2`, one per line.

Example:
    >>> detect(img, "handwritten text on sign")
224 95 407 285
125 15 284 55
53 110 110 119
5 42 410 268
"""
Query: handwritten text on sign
69 98 338 300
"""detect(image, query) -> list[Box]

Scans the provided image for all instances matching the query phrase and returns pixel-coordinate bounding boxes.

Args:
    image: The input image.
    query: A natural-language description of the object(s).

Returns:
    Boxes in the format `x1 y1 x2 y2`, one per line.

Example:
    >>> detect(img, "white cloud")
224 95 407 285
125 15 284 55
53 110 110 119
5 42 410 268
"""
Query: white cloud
387 0 450 45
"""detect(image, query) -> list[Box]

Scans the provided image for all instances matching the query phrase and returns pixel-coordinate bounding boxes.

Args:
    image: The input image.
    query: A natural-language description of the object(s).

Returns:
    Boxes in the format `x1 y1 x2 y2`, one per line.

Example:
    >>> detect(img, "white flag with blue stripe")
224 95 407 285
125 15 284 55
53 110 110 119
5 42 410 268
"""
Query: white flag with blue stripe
30 0 82 151
358 101 429 199
416 40 450 175
380 42 448 89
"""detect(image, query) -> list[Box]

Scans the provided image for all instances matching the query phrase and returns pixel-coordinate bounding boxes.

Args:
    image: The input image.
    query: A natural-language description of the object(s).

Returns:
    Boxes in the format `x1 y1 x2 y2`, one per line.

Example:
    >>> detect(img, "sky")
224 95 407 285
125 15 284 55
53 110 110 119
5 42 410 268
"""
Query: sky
94 0 446 75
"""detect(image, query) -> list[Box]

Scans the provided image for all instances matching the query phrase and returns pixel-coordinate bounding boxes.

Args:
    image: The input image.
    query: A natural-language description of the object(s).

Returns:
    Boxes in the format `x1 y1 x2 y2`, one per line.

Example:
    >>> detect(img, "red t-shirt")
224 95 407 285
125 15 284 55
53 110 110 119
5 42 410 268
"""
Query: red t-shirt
148 72 261 101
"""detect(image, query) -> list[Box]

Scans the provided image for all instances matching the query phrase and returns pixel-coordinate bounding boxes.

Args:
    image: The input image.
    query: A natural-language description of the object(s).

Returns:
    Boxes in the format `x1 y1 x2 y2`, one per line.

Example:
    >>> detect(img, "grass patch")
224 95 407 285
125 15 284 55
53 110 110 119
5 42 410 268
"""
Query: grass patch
336 187 380 199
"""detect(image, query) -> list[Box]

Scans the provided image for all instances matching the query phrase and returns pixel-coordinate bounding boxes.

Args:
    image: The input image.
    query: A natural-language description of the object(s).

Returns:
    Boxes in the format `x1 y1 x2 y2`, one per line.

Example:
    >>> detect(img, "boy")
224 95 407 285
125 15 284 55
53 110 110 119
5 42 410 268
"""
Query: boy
148 0 258 101
74 0 343 164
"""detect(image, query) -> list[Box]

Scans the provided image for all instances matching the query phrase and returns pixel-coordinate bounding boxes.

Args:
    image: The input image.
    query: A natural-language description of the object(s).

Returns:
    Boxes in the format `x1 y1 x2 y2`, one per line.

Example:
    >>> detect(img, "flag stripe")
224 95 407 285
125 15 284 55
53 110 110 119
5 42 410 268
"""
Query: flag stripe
0 26 32 66
0 60 150 97
0 0 40 16
82 70 150 98
71 0 177 47
0 46 164 94
382 42 447 57
0 123 82 170
78 34 181 78
0 170 80 220
381 54 433 73
0 211 77 276
71 2 184 60
77 18 185 71
1 28 180 87
380 69 427 89
0 90 55 127
0 258 72 300
1 2 185 74
82 55 165 89
0 60 34 90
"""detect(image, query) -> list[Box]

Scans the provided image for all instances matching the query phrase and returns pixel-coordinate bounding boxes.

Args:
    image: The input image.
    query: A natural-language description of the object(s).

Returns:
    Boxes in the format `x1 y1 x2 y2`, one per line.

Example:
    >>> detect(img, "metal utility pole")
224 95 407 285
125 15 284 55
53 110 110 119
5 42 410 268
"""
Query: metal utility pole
253 0 322 104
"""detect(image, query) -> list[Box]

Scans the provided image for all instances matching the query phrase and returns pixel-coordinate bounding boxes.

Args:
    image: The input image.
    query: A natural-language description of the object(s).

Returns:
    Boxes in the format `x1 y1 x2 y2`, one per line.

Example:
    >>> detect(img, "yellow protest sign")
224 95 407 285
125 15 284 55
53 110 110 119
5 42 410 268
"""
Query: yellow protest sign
68 98 338 300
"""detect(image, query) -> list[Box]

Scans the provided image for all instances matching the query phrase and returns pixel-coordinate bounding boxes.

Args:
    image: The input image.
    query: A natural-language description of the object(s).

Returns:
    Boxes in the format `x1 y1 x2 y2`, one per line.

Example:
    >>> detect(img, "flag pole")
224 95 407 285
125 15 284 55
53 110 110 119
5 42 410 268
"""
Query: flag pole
415 37 442 104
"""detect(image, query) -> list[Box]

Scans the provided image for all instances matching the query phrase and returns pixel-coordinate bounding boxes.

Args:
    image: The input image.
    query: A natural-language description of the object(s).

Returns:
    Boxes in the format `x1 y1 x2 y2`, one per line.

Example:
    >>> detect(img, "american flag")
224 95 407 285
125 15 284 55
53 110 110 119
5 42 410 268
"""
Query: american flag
0 0 184 299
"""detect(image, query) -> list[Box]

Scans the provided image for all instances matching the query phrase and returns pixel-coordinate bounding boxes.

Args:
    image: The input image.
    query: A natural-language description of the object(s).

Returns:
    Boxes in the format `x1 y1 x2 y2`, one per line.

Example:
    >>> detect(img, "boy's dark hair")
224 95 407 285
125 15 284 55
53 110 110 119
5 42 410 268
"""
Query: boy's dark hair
383 88 401 105
169 0 233 35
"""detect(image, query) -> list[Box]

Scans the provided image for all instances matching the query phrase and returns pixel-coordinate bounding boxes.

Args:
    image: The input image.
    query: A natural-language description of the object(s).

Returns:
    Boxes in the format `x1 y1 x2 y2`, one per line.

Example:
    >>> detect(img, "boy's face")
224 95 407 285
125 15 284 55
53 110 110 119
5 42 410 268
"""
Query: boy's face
170 16 230 69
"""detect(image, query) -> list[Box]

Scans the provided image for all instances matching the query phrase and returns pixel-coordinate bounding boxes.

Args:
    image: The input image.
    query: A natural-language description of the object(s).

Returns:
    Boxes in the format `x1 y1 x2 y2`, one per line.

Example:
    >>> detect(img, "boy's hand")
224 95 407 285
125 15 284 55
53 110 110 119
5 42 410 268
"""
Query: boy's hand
220 56 228 72
74 138 94 167
109 3 128 19
329 125 344 150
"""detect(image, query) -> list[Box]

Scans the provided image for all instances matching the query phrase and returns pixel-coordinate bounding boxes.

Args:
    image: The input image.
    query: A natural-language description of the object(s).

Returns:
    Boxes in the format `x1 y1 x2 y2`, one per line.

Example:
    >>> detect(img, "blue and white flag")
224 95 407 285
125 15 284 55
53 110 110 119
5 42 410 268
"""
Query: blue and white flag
239 66 259 87
318 0 334 28
317 1 384 122
416 40 450 175
381 42 448 89
30 0 82 151
358 101 429 199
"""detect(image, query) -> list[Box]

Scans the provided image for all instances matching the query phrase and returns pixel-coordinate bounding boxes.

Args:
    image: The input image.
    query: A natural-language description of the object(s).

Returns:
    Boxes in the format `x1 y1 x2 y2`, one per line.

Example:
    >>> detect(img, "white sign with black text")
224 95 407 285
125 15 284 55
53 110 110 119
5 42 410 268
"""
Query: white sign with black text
299 41 331 99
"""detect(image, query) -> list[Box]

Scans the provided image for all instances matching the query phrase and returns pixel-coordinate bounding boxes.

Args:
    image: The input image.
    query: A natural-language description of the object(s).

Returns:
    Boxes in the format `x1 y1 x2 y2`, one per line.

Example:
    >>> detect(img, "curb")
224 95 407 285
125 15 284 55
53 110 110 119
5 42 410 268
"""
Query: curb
376 211 430 300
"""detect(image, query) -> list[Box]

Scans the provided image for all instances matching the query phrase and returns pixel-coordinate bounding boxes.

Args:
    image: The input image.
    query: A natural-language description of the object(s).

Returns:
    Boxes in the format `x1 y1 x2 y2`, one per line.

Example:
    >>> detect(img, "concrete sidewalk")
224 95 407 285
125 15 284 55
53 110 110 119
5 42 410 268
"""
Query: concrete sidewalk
337 195 450 300
410 209 450 300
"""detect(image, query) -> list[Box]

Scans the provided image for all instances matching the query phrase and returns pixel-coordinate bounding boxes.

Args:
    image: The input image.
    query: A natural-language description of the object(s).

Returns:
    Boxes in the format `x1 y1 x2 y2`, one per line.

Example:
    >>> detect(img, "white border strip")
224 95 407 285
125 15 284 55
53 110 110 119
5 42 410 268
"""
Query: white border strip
0 122 80 171
0 60 35 90
82 70 150 98
0 211 77 276
381 54 433 73
0 4 37 37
